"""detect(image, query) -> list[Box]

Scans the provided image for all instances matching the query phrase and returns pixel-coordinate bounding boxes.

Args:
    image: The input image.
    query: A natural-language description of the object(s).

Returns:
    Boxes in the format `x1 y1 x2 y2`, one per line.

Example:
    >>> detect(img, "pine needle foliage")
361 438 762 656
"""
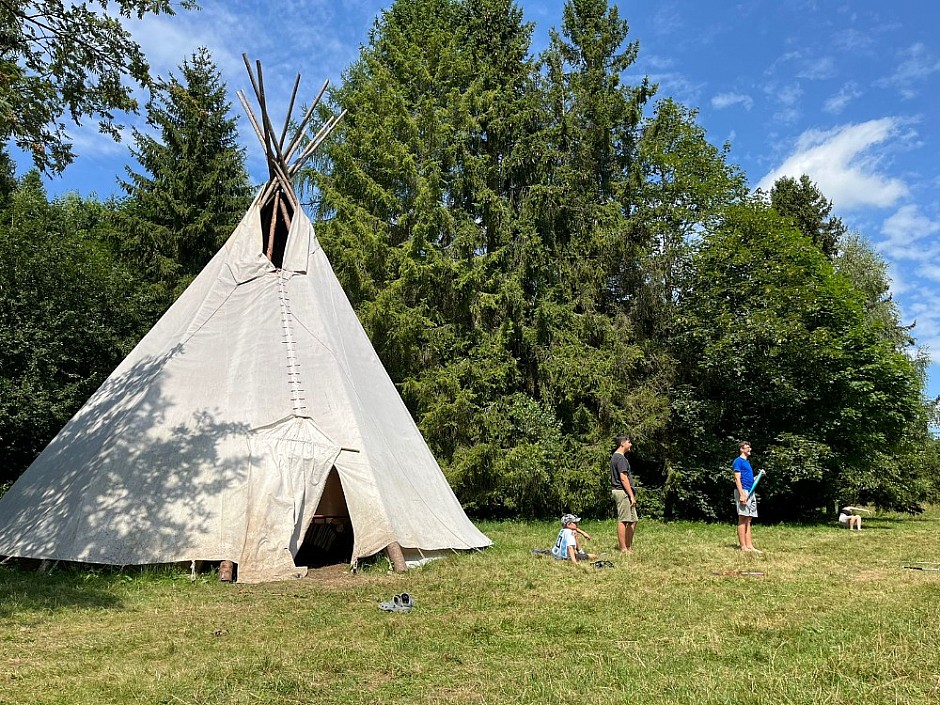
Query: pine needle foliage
303 0 937 519
116 47 252 308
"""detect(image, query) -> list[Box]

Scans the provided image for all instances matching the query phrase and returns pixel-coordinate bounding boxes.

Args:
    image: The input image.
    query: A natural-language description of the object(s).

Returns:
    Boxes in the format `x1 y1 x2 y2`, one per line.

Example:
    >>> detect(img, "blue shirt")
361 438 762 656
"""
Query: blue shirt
733 456 754 491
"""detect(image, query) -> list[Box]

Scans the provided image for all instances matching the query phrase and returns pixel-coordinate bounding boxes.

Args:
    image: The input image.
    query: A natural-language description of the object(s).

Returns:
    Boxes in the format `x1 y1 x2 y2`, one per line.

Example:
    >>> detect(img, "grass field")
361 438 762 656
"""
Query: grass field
2 510 939 704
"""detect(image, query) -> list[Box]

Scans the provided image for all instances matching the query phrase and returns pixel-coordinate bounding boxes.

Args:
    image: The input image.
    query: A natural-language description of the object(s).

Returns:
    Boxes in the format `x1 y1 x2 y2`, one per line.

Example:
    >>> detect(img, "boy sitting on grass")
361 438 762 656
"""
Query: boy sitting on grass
551 514 594 563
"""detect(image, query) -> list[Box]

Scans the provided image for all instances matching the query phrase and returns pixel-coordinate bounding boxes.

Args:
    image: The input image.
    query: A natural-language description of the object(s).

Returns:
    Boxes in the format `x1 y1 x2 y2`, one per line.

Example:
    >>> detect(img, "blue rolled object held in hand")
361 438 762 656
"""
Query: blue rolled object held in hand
747 470 765 499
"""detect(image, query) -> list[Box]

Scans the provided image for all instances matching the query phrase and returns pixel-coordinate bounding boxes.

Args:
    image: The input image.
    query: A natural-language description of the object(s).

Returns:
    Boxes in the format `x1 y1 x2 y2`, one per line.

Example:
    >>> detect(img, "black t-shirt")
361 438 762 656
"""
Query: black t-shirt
610 452 634 491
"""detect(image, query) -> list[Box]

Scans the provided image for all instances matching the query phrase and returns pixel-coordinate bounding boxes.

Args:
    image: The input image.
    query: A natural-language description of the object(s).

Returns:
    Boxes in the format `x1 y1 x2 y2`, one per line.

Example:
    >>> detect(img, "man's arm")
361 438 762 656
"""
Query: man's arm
620 471 636 505
734 470 747 504
567 544 579 563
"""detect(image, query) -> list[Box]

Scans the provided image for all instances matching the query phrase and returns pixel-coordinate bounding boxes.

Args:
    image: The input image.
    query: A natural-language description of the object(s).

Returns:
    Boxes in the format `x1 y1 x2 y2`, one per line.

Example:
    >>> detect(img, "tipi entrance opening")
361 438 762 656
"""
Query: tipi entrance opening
294 467 353 568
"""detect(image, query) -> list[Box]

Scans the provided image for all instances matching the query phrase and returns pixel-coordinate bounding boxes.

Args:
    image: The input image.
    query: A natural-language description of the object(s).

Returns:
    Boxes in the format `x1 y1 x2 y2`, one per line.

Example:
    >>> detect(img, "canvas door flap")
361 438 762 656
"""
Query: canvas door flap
333 452 396 562
237 418 340 583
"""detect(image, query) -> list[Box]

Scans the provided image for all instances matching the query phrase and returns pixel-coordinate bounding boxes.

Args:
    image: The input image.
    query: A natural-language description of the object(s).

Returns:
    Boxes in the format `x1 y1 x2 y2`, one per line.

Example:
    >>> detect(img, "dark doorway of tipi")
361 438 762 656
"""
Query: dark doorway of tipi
294 468 353 568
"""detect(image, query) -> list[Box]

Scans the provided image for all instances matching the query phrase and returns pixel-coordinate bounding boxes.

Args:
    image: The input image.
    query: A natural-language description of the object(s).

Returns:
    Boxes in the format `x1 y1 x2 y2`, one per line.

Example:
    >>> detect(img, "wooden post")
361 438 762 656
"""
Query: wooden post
385 541 407 573
266 190 280 261
219 560 235 582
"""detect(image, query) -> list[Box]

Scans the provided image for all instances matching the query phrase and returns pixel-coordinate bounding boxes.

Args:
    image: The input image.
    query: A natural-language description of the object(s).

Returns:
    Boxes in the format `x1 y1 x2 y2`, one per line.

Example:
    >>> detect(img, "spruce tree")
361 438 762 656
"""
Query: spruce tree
511 0 670 504
117 47 252 306
769 174 845 259
309 0 571 516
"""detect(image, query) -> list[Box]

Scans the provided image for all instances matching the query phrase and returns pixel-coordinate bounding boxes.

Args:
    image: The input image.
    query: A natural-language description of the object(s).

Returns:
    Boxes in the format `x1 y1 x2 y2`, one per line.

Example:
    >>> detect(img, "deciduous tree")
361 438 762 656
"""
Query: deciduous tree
0 173 150 487
670 200 928 518
0 0 195 173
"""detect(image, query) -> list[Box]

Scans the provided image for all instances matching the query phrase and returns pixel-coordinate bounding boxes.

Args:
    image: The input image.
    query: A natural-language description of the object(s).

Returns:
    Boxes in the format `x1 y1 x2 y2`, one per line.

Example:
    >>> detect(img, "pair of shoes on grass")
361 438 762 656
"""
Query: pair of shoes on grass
379 592 414 612
592 560 615 569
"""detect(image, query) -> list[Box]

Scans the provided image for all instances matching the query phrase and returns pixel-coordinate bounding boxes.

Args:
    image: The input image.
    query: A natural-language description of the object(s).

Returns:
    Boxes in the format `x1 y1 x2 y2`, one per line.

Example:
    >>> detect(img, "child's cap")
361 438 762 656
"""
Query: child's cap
561 513 581 526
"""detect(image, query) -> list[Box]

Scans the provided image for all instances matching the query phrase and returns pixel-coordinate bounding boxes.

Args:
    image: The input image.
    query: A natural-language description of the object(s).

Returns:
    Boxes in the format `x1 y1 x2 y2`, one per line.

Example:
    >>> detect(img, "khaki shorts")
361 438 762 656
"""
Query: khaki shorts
612 489 638 523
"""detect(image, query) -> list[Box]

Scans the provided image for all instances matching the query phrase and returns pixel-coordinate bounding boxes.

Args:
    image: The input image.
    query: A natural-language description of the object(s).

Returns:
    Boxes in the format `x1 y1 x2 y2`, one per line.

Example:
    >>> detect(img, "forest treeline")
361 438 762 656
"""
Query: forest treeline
1 0 938 521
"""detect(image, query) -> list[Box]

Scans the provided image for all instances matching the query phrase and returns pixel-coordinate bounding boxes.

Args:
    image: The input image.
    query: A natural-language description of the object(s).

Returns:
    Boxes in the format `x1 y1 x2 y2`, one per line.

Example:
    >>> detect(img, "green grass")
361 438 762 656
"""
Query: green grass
2 510 939 704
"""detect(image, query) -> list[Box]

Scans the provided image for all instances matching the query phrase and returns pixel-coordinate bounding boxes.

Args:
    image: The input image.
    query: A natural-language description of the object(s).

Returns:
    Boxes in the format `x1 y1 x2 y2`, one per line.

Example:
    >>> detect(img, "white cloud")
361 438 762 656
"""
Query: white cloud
883 204 940 241
764 49 834 82
917 263 940 282
879 204 940 261
823 82 861 114
645 72 705 107
904 291 940 364
763 82 803 124
832 28 872 52
776 83 803 106
651 4 684 35
56 122 133 161
711 92 753 110
886 262 912 297
757 119 908 209
874 43 940 99
796 56 836 80
643 54 677 72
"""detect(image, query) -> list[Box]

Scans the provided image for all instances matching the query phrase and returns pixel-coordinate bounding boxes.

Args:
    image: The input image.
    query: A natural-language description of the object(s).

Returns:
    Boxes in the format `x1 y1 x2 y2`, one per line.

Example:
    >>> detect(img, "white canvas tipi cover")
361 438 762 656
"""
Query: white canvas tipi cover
0 193 491 582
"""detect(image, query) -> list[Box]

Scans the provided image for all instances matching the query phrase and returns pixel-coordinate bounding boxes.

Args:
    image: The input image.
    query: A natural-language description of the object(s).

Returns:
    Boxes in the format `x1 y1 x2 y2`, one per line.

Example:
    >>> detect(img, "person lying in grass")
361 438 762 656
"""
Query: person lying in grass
551 514 595 563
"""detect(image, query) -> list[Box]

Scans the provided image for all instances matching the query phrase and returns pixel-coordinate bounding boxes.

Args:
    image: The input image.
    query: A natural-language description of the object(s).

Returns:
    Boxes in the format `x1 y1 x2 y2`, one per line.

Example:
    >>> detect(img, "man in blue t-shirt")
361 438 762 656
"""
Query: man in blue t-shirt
732 440 761 552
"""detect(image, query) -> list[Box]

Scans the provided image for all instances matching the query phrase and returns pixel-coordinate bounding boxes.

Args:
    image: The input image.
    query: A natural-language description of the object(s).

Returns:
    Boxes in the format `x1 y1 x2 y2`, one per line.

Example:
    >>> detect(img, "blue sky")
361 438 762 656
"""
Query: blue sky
15 1 940 398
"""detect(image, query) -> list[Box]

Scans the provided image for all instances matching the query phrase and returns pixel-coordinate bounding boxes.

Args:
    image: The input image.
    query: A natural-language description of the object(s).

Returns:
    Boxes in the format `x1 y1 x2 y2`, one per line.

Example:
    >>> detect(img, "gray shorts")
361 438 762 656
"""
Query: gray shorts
734 488 758 517
612 489 638 523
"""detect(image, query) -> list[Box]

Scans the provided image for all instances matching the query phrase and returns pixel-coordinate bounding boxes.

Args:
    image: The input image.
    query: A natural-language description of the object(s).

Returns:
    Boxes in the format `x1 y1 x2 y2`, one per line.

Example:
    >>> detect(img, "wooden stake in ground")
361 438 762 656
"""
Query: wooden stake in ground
385 542 407 572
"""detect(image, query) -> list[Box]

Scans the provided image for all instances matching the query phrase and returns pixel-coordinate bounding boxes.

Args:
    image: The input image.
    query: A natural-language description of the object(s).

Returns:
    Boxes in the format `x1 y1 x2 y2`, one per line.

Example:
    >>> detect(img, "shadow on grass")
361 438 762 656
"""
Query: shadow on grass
0 560 126 618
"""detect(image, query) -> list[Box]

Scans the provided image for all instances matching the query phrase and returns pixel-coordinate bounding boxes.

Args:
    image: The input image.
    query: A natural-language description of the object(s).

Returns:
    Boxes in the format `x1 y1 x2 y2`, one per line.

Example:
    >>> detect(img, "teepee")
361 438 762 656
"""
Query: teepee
0 57 491 583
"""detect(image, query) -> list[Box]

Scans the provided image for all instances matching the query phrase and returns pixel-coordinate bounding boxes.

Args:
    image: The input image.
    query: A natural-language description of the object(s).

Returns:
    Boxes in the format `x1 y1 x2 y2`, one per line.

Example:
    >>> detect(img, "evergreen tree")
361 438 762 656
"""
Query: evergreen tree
117 47 252 307
509 0 670 509
769 174 846 259
310 0 686 517
308 0 562 516
0 150 17 205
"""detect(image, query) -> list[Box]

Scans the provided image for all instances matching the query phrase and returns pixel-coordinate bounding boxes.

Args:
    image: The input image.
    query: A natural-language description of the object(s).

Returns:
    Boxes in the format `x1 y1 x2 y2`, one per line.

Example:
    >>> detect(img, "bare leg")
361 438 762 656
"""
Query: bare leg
737 515 753 550
624 522 636 550
618 521 636 552
744 519 754 550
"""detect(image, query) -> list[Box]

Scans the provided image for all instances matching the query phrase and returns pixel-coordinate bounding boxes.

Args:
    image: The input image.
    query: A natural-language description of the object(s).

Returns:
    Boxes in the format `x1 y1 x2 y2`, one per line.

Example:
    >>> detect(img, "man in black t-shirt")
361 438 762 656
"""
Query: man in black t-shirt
610 435 637 552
